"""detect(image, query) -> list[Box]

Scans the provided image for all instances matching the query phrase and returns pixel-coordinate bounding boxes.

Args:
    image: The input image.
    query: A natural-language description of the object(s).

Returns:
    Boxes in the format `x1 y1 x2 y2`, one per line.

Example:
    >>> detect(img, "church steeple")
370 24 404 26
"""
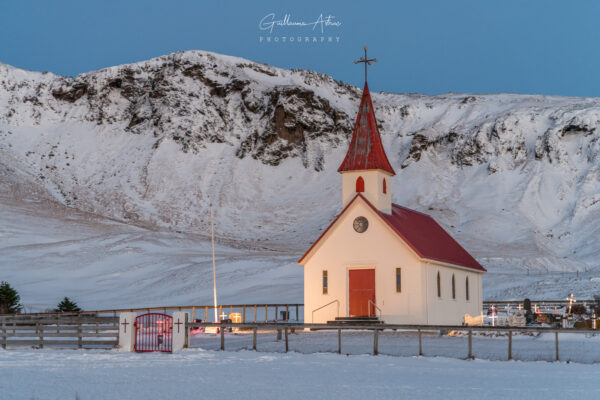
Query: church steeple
339 47 394 214
337 82 395 175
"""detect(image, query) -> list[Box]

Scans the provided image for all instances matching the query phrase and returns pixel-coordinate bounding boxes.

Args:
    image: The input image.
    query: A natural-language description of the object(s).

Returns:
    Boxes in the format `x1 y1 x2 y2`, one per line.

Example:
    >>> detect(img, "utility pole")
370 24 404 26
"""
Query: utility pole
210 204 218 322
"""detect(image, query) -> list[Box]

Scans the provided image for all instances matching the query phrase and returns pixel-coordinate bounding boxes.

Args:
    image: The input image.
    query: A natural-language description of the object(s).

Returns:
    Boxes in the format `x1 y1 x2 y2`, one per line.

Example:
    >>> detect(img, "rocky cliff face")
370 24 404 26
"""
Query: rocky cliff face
1 50 600 273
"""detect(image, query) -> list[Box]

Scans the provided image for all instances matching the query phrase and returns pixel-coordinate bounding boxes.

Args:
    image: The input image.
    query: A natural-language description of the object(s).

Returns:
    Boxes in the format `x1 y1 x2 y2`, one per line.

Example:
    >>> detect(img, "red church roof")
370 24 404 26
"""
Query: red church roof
378 203 485 272
299 195 485 272
338 83 396 175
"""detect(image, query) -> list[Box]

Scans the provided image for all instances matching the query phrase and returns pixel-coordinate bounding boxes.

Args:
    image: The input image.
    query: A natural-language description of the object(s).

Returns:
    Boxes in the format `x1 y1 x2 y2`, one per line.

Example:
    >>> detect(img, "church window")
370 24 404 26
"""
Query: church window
396 268 401 292
452 274 456 300
383 178 387 194
322 270 328 294
466 277 470 301
356 177 365 193
437 272 441 298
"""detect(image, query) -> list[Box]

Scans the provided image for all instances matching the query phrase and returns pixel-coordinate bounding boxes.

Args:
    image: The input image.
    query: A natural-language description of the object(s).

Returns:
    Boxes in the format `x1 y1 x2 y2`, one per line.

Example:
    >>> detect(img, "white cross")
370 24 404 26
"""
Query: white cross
566 293 577 314
489 305 497 327
220 312 227 321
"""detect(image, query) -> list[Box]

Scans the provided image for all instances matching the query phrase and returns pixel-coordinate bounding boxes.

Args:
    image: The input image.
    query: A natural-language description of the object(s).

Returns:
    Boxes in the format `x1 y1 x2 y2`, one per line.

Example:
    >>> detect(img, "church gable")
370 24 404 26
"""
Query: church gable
299 194 420 266
300 194 485 273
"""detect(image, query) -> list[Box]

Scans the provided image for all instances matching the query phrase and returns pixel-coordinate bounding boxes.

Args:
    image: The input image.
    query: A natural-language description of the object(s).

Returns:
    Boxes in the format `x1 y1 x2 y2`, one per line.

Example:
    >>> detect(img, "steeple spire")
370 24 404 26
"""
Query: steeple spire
338 47 395 175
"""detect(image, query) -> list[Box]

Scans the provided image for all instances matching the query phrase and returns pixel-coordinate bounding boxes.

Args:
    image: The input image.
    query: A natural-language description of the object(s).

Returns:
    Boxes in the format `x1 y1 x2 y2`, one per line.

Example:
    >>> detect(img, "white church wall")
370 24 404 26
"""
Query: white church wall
303 199 423 324
341 170 392 214
424 263 483 325
303 196 484 325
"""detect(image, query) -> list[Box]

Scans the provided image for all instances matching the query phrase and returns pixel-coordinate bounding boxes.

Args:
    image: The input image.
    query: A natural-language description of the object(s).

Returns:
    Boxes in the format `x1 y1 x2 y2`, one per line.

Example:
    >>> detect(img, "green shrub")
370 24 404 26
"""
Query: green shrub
0 281 22 314
55 297 82 312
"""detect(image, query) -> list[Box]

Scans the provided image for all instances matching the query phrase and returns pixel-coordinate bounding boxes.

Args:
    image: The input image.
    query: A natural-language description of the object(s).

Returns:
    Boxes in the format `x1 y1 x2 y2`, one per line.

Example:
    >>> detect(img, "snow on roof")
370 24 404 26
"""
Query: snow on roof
338 83 396 175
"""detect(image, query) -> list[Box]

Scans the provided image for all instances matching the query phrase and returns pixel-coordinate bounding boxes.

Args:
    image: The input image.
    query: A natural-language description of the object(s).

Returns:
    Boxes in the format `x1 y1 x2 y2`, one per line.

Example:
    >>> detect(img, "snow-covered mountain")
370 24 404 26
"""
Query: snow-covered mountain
2 50 600 307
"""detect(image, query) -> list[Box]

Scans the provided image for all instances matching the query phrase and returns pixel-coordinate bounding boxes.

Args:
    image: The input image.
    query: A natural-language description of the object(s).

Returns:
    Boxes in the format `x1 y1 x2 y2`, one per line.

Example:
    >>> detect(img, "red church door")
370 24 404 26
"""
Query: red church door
349 269 376 317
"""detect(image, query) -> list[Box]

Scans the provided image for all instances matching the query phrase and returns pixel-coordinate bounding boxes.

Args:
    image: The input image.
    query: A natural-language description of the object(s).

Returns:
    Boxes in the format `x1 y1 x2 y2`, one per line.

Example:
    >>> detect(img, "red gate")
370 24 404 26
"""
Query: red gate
134 313 173 353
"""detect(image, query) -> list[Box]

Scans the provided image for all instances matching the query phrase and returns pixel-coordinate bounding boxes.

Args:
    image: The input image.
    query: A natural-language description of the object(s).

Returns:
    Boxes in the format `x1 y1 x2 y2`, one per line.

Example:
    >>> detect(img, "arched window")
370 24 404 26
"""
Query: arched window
452 274 456 299
356 176 365 193
466 277 470 301
436 272 441 298
383 178 387 194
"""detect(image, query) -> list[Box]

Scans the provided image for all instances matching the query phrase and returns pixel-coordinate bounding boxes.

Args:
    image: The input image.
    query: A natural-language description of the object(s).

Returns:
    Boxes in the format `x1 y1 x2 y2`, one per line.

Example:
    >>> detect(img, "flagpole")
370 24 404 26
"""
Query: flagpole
210 203 218 322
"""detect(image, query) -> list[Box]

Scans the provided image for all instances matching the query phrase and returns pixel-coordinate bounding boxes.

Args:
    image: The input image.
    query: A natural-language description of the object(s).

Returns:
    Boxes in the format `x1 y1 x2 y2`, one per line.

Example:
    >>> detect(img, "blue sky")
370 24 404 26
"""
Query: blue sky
1 0 599 97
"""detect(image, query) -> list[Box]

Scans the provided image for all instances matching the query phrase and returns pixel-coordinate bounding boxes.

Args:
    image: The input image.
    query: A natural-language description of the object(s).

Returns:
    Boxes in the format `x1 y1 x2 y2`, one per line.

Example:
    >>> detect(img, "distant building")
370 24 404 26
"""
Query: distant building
298 81 486 325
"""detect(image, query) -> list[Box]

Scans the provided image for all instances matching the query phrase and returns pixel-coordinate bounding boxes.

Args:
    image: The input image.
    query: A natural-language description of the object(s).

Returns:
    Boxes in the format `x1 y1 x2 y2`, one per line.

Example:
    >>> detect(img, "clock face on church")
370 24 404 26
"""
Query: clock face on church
353 216 369 233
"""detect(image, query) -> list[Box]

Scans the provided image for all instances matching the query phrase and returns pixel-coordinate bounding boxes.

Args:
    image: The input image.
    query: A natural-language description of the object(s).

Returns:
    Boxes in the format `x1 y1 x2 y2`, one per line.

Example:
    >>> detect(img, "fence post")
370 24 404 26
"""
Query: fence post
77 323 82 349
286 305 289 321
508 330 512 360
275 305 279 321
373 329 379 356
252 327 257 351
1 319 6 349
204 306 208 322
264 305 268 323
191 307 195 323
338 329 341 354
468 330 473 359
38 322 43 349
220 324 225 351
296 305 299 321
254 305 257 323
184 313 189 349
418 329 423 356
555 331 559 361
285 328 289 353
243 305 246 323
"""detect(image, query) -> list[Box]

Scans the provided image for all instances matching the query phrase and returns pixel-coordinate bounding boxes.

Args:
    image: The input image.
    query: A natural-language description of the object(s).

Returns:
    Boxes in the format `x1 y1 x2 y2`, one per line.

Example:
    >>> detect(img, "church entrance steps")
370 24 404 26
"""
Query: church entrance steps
328 316 383 326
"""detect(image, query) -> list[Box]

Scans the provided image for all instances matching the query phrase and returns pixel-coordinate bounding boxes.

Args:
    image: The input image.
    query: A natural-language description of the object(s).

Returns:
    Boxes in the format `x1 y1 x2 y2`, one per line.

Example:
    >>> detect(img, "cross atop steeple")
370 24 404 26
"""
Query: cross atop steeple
354 46 377 83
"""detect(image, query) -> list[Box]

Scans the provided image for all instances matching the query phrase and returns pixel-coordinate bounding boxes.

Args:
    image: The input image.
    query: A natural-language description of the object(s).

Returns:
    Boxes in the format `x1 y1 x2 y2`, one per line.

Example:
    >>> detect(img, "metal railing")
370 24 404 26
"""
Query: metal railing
368 300 382 319
311 300 339 323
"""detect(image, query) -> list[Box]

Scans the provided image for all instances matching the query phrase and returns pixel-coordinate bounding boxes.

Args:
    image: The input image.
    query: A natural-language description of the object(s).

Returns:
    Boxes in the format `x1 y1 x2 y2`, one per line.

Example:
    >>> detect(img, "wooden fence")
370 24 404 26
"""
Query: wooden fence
0 315 118 349
10 300 598 322
6 303 304 323
187 321 600 362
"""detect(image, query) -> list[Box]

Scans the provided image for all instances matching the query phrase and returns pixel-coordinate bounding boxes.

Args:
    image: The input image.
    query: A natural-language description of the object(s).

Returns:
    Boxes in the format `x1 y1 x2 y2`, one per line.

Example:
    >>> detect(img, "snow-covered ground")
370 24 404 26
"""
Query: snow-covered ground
3 193 600 312
1 348 599 400
0 197 301 312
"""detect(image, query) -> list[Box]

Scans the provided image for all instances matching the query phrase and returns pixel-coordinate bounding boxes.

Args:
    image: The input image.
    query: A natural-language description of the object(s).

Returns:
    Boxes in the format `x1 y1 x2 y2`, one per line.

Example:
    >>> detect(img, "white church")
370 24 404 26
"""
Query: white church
299 69 486 326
